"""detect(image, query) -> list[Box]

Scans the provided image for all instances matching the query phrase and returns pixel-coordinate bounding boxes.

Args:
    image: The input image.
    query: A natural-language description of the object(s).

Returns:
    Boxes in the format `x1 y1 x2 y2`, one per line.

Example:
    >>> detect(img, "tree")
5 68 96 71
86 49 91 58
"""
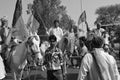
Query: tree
95 4 120 25
32 0 75 37
95 4 120 42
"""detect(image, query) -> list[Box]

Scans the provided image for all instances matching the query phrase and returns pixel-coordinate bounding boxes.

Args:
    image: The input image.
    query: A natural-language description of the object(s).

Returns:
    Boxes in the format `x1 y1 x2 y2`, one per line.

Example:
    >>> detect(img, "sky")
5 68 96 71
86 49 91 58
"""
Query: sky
0 0 120 28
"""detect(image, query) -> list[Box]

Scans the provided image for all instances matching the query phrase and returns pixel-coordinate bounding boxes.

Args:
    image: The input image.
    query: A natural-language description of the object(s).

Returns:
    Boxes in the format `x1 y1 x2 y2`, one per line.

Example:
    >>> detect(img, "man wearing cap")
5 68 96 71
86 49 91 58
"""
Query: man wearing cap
43 35 64 80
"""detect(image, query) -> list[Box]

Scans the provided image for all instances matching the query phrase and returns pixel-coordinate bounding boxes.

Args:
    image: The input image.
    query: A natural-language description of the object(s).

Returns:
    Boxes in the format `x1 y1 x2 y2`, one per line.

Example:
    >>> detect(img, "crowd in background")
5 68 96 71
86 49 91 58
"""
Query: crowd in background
0 16 119 80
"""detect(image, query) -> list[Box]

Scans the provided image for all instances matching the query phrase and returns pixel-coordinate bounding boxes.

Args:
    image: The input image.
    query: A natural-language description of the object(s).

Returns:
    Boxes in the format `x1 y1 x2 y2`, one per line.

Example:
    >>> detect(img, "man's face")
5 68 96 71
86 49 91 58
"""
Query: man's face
55 22 59 28
50 41 57 46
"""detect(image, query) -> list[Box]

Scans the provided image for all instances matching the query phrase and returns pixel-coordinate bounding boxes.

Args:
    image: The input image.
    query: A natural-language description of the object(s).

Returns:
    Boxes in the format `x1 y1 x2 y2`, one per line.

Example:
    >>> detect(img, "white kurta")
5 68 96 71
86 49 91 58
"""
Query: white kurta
77 48 120 80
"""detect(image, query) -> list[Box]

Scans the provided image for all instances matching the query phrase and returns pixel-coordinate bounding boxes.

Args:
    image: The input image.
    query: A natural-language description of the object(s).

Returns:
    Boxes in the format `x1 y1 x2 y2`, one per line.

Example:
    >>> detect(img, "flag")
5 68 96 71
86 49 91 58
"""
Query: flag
12 0 29 40
31 14 40 33
26 13 39 34
78 10 86 26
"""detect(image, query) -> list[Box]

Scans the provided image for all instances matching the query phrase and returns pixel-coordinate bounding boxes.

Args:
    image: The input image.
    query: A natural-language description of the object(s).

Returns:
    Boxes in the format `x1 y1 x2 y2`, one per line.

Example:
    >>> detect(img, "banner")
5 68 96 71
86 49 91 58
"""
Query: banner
12 0 29 40
78 10 86 26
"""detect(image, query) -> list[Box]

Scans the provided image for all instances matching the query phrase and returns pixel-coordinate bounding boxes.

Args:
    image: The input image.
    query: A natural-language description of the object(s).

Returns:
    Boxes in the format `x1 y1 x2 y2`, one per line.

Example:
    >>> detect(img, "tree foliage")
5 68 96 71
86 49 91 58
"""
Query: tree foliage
95 4 120 25
95 4 120 42
32 0 75 35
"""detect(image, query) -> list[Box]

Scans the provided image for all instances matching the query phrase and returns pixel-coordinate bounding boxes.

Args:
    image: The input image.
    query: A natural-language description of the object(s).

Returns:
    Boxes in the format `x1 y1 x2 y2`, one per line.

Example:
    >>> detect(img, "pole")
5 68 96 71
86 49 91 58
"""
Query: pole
81 0 83 30
77 0 83 38
80 0 82 13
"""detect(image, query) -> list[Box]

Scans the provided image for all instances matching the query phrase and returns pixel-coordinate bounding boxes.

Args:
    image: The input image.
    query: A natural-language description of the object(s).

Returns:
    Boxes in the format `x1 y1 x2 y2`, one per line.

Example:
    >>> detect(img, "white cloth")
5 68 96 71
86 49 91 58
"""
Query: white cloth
68 32 75 53
93 28 105 37
32 33 40 52
104 34 109 45
77 48 120 80
49 27 63 42
0 56 6 79
32 33 43 59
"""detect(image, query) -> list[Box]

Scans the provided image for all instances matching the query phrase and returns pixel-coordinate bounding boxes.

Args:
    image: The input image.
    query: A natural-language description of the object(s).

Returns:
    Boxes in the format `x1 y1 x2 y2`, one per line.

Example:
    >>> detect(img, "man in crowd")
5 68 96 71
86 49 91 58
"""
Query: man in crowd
49 20 63 42
43 35 64 80
68 28 75 55
77 36 120 80
93 23 105 37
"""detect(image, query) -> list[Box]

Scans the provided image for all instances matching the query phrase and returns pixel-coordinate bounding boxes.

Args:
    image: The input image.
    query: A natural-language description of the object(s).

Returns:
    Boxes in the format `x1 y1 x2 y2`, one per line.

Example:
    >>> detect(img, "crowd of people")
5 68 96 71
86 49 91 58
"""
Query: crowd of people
0 15 119 80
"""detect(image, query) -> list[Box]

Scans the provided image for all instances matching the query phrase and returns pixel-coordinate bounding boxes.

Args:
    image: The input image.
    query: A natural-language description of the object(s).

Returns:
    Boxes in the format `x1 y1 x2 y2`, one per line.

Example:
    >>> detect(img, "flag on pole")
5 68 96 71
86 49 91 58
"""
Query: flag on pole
26 13 40 34
31 14 40 33
12 0 29 40
78 10 86 26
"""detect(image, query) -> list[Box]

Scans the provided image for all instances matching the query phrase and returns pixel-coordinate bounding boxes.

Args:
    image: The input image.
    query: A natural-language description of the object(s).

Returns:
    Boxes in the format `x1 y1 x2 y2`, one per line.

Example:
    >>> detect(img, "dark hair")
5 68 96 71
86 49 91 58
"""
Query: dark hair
54 20 59 25
91 36 104 48
96 23 101 28
49 35 57 42
79 36 86 42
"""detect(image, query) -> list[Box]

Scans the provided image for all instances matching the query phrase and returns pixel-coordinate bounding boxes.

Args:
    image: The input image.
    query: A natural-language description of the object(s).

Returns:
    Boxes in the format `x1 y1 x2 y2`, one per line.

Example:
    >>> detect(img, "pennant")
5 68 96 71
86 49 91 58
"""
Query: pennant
31 15 40 33
12 0 29 40
26 13 39 34
78 10 86 25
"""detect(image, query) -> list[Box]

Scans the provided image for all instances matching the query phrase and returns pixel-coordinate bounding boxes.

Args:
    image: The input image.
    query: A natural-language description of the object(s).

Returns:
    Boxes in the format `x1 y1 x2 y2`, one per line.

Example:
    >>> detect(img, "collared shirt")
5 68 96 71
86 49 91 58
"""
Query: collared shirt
77 48 120 80
44 47 63 70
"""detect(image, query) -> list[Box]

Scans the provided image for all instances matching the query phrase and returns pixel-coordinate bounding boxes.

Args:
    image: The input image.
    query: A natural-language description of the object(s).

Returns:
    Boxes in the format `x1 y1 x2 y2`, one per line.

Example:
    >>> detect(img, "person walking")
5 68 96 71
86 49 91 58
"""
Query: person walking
43 35 64 80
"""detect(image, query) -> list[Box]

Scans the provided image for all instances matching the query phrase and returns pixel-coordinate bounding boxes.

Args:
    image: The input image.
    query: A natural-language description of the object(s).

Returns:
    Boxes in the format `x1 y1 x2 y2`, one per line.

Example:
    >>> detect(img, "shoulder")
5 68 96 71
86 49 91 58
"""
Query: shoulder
58 27 63 30
80 53 93 69
45 47 51 53
82 53 93 64
100 28 105 32
107 54 116 64
56 48 62 52
49 27 53 31
84 53 93 59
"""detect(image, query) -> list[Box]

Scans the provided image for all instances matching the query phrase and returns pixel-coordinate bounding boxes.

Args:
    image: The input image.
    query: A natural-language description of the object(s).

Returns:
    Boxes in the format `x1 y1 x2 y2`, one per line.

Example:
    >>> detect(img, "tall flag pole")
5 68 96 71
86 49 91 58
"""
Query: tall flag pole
12 0 22 28
77 0 83 38
80 0 83 13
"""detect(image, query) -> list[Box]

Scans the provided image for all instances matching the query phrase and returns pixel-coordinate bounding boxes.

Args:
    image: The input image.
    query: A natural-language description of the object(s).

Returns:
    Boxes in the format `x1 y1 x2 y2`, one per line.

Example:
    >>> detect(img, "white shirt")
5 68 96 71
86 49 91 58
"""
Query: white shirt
49 27 63 42
93 28 105 37
77 48 120 80
104 33 109 45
